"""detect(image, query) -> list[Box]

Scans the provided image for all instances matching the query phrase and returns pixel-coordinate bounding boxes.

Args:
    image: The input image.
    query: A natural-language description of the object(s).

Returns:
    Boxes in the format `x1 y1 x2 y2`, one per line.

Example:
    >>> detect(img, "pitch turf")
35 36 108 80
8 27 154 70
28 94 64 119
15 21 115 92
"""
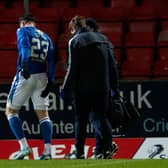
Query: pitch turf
0 159 168 168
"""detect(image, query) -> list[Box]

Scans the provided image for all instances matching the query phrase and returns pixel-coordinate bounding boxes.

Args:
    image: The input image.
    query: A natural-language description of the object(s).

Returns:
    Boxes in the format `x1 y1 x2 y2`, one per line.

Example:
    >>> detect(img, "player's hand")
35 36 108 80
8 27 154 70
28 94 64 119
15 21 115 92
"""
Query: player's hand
41 82 52 98
21 69 30 79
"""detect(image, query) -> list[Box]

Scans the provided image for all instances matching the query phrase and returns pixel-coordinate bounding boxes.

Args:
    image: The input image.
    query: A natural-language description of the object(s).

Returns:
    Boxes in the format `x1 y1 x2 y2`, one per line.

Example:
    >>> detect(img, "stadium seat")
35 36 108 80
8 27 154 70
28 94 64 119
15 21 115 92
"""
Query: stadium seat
110 0 136 9
11 0 24 9
120 48 154 79
0 8 24 22
0 23 18 49
92 7 130 22
98 22 124 47
31 8 61 22
125 32 155 47
125 21 156 47
56 49 67 80
37 22 59 44
129 21 156 32
153 47 168 78
0 50 17 79
157 31 168 47
76 0 105 8
0 1 6 9
144 0 168 19
161 20 168 31
128 5 158 21
157 20 168 46
37 0 74 8
57 33 71 49
60 7 91 23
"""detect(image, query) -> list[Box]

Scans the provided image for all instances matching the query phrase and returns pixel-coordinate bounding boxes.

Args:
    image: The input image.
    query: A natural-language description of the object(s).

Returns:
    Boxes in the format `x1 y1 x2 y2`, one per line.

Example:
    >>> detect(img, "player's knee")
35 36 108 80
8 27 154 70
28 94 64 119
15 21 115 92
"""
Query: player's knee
35 110 49 120
5 107 18 116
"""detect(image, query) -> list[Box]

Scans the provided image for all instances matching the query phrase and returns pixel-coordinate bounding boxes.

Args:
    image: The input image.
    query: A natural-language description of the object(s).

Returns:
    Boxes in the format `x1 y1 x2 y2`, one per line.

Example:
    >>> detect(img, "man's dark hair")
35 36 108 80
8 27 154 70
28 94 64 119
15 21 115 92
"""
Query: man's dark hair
86 18 99 32
19 13 35 23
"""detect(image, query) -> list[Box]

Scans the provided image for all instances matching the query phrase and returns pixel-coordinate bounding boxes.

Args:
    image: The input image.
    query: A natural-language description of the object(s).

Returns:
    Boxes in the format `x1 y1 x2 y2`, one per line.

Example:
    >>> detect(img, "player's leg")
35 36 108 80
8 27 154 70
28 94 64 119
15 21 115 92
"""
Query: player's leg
66 93 90 159
35 110 53 160
92 93 114 159
5 74 33 159
32 73 52 160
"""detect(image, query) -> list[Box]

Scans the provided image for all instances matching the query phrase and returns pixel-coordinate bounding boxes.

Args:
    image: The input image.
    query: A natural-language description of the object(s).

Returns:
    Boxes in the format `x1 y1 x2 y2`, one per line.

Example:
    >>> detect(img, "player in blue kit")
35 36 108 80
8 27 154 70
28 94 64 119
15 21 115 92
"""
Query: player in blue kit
5 14 55 160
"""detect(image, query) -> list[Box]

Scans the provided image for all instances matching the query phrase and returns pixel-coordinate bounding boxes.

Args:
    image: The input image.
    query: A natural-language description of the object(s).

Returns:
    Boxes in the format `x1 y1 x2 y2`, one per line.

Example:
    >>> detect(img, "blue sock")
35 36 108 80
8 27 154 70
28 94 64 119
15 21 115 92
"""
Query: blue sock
40 117 53 144
7 114 25 140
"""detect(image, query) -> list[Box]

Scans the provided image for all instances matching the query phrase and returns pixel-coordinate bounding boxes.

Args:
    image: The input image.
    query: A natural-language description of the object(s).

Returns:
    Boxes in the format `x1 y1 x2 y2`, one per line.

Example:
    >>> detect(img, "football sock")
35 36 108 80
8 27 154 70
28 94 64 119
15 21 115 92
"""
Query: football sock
7 114 25 140
39 117 53 154
43 143 51 155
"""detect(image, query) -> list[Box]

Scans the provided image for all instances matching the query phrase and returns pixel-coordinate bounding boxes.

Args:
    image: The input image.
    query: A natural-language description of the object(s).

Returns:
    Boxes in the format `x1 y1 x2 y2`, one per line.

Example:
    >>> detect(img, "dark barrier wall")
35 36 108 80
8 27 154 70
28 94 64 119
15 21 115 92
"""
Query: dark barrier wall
0 80 168 139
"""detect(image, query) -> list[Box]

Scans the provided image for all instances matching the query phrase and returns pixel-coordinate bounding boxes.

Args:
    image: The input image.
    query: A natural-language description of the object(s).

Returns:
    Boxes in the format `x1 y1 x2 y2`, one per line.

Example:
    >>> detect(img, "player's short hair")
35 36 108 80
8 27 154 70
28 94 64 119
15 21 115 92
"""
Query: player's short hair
86 18 99 32
19 13 35 23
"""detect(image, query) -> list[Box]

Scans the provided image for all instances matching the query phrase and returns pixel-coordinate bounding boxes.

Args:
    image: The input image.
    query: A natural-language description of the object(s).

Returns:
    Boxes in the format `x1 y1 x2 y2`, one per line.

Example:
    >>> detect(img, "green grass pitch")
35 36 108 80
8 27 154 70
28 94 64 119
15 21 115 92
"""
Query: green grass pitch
0 159 168 168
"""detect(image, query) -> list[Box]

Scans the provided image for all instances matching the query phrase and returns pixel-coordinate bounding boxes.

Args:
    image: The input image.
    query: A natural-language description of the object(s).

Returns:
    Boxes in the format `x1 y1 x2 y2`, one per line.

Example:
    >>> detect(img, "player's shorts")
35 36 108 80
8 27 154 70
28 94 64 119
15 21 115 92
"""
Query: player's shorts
6 72 49 111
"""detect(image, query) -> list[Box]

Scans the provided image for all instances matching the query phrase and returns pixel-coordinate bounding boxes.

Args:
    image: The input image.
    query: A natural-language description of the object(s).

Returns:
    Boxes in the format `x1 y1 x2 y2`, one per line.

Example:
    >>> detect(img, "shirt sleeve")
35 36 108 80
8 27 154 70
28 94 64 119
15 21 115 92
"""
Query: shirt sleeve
17 28 31 71
62 38 77 91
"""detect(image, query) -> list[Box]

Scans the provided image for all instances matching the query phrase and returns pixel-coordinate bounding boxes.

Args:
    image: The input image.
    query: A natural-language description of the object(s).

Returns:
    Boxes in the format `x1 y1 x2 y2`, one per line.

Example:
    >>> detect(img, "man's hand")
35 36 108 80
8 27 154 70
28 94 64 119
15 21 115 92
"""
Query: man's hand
60 88 74 105
41 82 52 98
21 69 30 79
111 88 120 100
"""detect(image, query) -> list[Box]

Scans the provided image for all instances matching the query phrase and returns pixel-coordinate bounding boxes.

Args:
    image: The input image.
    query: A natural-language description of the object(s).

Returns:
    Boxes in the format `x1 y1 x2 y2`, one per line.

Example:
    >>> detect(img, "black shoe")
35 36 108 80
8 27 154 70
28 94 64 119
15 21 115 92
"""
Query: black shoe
111 142 119 155
39 154 52 160
89 153 104 159
65 150 85 159
104 142 119 159
104 151 112 159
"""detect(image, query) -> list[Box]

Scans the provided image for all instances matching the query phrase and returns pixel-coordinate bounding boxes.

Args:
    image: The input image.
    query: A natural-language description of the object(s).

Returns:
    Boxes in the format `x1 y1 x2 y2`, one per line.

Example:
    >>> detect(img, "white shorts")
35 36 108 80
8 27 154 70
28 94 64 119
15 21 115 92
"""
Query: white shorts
6 72 49 111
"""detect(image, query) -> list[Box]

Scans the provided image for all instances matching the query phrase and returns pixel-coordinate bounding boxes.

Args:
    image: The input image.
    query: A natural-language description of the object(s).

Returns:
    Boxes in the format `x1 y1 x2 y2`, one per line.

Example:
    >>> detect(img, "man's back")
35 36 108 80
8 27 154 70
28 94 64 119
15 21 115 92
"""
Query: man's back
16 26 55 82
17 27 54 74
70 31 111 93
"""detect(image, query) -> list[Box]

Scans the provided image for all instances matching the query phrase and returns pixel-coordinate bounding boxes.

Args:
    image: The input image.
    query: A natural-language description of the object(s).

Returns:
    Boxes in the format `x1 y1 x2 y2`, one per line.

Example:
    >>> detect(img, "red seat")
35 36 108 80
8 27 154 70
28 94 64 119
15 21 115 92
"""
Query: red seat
128 5 158 21
0 1 6 10
92 7 130 22
111 0 136 9
0 23 18 49
76 0 105 8
0 8 24 22
57 33 71 49
31 8 61 22
56 49 67 80
125 32 155 47
129 21 156 32
61 7 91 23
99 22 124 47
157 31 168 47
39 0 73 8
157 20 168 47
153 48 168 78
0 50 17 79
149 0 168 19
161 20 168 30
37 22 59 43
125 21 156 47
120 48 154 79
